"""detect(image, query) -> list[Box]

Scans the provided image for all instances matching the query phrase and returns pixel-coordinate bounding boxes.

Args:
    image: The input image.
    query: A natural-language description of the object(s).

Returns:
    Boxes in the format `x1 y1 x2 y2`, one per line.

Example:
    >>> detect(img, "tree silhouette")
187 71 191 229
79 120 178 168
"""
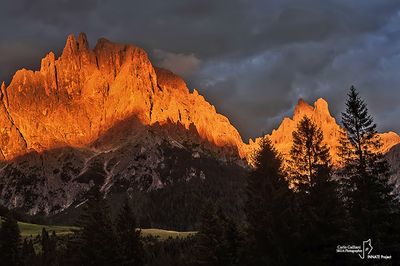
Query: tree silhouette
245 137 299 265
115 198 144 266
192 201 225 265
21 238 36 266
288 116 330 191
75 186 120 266
0 214 21 266
41 228 57 266
339 86 400 254
288 117 348 263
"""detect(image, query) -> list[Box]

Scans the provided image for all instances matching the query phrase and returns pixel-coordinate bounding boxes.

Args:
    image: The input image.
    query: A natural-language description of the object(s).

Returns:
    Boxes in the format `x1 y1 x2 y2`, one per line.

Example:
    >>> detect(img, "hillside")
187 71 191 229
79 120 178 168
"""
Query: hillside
0 33 248 220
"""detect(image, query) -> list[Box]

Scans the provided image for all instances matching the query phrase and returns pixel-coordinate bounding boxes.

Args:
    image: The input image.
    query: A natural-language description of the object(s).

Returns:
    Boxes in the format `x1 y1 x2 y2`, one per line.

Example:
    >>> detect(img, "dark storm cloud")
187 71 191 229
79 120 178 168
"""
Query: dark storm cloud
1 0 400 140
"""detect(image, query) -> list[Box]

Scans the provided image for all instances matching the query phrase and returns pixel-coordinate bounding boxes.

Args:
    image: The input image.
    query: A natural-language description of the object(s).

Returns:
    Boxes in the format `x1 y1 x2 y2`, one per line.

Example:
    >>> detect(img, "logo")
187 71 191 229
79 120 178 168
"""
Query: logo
358 239 372 259
336 239 391 260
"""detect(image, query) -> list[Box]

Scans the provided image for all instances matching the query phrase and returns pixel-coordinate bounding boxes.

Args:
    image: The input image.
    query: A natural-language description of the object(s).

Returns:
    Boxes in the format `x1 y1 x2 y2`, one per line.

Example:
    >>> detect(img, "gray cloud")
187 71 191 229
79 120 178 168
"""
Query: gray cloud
1 0 400 140
152 49 201 77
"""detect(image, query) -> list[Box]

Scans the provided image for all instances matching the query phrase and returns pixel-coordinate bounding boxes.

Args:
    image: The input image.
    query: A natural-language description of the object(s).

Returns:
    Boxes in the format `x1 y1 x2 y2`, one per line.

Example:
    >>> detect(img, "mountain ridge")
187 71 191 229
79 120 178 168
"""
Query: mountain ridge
0 34 399 163
0 33 399 216
0 33 245 162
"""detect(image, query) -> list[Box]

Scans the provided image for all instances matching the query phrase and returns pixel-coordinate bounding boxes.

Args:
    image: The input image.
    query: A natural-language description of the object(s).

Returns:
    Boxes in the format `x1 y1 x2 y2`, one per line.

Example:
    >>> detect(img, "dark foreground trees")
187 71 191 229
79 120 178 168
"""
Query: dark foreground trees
244 122 347 265
69 186 147 266
0 214 21 266
339 86 400 255
289 116 347 264
245 137 299 265
74 186 121 266
192 202 241 266
242 88 400 265
289 116 331 190
116 199 144 266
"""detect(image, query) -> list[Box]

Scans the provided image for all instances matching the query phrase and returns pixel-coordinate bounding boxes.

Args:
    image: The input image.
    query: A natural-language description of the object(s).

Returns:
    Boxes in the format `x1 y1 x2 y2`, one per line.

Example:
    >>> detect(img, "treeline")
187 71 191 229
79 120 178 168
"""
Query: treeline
1 86 400 265
190 86 400 265
0 205 49 226
0 189 143 266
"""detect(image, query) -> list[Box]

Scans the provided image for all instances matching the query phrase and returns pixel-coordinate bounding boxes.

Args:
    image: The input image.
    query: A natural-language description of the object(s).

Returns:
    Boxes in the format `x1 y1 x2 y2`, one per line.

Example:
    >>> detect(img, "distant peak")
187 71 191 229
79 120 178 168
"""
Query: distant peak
62 33 90 57
314 98 329 113
93 37 127 55
62 34 77 55
97 37 110 44
77 32 89 51
95 37 112 48
66 33 76 45
297 98 309 106
40 52 56 72
294 98 313 118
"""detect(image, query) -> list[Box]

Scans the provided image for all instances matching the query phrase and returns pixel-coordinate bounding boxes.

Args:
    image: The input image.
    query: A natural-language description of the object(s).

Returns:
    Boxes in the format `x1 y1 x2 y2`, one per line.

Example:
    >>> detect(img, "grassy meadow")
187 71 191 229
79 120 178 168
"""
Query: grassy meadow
13 219 195 239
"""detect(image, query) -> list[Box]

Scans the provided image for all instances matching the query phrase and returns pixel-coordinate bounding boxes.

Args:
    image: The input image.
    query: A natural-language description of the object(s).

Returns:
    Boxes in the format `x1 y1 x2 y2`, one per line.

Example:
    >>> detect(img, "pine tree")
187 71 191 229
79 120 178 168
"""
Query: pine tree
75 186 120 266
289 116 348 263
339 86 400 253
21 238 36 266
288 116 330 191
221 218 240 266
115 198 144 266
215 207 241 266
193 201 225 266
245 137 299 265
41 228 57 266
339 86 383 176
0 214 21 266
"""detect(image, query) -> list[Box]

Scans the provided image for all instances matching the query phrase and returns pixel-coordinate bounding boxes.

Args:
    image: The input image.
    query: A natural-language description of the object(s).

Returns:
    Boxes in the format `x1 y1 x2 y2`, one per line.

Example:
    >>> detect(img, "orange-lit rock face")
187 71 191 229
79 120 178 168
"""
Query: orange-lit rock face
152 67 244 152
270 98 342 161
0 33 244 160
0 33 398 163
246 98 400 164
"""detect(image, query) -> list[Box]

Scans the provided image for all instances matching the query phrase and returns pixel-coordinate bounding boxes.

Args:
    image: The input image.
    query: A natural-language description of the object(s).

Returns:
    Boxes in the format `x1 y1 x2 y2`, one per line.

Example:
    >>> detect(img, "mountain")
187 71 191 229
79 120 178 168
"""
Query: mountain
0 33 245 161
247 98 400 164
0 33 247 223
385 143 400 193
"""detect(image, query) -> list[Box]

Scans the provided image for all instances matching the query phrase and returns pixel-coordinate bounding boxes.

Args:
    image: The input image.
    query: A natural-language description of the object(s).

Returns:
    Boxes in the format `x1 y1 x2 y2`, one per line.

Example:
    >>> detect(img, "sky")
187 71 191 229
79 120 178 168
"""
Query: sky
1 0 400 140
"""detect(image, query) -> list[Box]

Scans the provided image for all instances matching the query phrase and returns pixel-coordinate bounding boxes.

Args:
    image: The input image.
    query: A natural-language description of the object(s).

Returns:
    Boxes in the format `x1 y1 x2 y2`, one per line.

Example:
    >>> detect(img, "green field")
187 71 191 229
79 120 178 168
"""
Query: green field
140 228 195 239
18 221 79 237
16 220 195 239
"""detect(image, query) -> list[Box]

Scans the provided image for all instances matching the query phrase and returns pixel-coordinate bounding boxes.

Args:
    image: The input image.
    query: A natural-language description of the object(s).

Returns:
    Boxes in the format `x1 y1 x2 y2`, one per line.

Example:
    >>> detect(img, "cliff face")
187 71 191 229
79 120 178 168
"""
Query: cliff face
247 98 400 164
0 33 244 161
0 33 249 215
270 98 342 160
385 143 400 193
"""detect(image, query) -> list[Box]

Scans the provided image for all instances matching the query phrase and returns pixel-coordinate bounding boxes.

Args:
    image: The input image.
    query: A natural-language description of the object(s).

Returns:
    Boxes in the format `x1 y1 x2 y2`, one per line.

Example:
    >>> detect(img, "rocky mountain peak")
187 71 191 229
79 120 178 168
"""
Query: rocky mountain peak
293 98 313 119
277 98 341 159
63 34 78 55
246 97 400 165
0 33 244 161
77 32 89 51
314 98 329 112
